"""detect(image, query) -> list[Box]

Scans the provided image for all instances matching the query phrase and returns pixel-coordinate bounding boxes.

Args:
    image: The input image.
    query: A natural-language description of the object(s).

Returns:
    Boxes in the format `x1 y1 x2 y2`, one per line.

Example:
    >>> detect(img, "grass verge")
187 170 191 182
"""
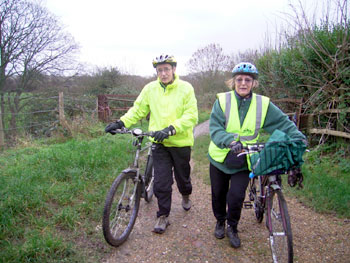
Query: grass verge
0 122 149 262
286 144 350 218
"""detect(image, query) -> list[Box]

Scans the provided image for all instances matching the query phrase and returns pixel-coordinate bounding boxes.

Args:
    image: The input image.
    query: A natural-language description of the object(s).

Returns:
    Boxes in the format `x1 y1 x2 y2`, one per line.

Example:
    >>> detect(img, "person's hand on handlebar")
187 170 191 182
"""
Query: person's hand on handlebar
229 141 243 153
153 125 176 142
105 120 125 135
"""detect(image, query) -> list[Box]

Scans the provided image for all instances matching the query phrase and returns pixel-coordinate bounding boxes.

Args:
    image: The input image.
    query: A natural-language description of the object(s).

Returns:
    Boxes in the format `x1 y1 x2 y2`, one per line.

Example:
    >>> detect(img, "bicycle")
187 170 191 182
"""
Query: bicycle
240 140 305 263
102 127 155 247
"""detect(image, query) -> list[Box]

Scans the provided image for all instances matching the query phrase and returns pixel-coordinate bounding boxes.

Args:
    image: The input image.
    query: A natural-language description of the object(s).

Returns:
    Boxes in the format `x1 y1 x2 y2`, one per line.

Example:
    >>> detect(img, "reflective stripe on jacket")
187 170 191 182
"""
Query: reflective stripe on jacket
120 74 198 147
208 91 269 168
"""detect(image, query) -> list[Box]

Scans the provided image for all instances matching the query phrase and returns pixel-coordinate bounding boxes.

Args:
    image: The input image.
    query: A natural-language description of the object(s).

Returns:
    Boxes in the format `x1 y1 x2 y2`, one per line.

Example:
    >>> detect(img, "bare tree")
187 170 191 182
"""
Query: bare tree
0 0 79 145
187 43 230 77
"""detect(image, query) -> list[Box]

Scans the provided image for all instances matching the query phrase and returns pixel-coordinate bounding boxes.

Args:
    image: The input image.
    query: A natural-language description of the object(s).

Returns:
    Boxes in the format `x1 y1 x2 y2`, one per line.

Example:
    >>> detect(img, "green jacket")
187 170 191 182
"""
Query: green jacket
120 74 198 147
208 91 306 174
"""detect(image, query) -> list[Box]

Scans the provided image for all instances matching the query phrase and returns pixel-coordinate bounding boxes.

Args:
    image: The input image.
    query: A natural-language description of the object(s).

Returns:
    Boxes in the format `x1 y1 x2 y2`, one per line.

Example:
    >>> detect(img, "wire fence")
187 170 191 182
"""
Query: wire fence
0 92 99 147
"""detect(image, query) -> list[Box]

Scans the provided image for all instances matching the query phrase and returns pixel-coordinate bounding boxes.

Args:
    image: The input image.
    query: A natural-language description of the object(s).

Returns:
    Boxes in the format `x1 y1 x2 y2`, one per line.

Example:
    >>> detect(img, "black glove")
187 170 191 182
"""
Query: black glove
153 125 176 142
105 120 125 135
288 168 304 188
229 141 243 154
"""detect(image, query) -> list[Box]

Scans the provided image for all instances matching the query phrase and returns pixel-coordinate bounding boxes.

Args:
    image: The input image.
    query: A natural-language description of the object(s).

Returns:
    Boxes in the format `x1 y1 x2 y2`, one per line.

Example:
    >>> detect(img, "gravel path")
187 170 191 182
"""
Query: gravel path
103 121 350 263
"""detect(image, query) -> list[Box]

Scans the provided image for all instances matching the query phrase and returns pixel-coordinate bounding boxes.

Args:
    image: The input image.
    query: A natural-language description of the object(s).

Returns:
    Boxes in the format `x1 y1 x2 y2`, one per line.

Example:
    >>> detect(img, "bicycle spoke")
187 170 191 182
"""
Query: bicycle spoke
103 172 141 247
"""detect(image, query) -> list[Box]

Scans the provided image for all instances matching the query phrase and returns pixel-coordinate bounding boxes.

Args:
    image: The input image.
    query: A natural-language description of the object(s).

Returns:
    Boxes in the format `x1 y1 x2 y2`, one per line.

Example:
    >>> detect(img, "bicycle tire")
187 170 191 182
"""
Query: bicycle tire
143 155 154 203
102 171 141 247
266 189 293 263
249 178 264 223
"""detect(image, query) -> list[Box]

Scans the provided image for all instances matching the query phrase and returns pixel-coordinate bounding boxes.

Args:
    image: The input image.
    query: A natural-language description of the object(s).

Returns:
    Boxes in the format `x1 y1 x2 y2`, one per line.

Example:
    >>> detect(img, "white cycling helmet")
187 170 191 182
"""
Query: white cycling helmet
152 54 177 68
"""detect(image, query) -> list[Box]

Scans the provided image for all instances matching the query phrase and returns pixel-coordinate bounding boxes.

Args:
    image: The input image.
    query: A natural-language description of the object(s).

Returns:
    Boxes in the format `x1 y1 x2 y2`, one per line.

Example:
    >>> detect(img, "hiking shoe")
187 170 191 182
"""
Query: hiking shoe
227 225 241 248
214 221 225 239
153 215 170 234
182 195 192 211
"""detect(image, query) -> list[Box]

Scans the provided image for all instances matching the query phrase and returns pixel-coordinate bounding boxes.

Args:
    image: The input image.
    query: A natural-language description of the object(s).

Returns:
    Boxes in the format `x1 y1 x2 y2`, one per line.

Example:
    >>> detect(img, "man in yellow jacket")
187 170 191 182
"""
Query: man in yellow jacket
105 55 198 234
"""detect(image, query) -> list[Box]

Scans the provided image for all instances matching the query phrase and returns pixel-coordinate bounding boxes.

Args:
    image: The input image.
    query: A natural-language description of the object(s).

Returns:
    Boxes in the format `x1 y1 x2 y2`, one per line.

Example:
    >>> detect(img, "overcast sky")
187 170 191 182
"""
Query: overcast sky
44 0 323 77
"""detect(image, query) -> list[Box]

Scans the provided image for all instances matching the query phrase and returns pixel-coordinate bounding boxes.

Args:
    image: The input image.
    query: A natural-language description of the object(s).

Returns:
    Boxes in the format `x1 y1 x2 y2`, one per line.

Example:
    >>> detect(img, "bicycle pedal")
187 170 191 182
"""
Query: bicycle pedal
243 201 253 209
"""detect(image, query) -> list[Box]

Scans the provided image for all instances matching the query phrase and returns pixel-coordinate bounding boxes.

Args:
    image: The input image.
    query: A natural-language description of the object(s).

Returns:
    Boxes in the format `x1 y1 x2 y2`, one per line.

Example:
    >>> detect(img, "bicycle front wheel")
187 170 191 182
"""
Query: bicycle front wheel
102 171 141 247
143 155 154 203
266 189 293 263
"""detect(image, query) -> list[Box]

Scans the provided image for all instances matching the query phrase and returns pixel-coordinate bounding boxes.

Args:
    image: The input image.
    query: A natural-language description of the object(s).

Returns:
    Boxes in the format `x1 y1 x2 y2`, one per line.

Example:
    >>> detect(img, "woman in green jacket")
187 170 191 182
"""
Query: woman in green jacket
208 62 306 248
105 55 198 234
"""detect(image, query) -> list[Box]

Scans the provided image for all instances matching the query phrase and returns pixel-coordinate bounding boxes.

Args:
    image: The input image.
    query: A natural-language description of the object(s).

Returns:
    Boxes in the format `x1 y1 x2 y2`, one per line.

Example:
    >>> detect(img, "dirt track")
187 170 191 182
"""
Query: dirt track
103 121 350 263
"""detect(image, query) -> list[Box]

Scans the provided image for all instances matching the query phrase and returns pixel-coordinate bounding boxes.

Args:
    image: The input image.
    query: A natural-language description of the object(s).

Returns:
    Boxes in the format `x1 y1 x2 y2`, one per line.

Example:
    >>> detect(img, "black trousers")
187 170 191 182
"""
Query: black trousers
209 163 250 232
152 144 192 217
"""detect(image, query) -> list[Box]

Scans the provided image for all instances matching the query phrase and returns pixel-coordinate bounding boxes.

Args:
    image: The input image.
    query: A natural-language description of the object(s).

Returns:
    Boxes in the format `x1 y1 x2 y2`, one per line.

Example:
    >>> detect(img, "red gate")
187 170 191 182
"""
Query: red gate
98 94 137 122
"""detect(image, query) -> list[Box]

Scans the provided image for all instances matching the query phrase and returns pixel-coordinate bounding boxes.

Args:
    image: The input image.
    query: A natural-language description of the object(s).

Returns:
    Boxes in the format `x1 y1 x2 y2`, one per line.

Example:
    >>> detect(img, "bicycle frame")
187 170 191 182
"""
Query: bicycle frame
124 134 148 176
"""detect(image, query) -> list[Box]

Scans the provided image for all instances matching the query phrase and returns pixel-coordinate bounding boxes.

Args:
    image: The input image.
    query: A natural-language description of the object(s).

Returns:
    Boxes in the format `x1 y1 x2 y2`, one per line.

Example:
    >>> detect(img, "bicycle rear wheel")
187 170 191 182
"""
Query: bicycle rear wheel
102 171 141 247
249 178 264 223
143 155 154 203
266 189 293 263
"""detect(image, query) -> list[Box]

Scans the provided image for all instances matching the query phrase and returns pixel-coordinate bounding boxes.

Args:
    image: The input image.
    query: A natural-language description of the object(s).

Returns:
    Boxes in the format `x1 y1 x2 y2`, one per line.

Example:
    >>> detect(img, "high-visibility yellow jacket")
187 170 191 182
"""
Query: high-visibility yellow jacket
208 91 270 167
120 74 198 147
208 90 306 174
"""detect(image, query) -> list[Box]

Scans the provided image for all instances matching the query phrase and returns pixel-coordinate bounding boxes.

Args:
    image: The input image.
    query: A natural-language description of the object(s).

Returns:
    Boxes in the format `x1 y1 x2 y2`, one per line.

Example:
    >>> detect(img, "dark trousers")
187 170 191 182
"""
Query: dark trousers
209 163 250 232
152 144 192 217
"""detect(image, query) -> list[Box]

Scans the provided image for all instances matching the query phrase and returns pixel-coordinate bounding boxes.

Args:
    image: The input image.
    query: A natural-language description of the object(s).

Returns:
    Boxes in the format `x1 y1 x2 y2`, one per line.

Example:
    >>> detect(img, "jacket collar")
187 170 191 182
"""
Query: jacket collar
234 90 252 100
159 74 179 90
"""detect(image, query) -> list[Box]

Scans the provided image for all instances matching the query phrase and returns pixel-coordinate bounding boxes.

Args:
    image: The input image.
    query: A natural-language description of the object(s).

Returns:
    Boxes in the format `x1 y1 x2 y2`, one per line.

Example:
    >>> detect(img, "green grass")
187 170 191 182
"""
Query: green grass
286 145 350 218
192 134 211 185
0 125 144 262
198 109 211 124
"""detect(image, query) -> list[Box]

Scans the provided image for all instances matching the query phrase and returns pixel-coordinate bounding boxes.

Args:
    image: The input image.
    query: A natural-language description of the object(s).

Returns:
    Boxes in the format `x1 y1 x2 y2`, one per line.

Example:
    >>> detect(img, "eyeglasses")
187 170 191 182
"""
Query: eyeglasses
235 77 253 84
157 67 172 74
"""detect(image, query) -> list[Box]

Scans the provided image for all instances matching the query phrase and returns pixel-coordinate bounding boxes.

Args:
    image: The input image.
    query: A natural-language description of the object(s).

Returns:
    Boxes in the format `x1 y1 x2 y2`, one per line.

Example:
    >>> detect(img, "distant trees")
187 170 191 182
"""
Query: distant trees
0 0 79 146
186 43 231 108
187 43 230 77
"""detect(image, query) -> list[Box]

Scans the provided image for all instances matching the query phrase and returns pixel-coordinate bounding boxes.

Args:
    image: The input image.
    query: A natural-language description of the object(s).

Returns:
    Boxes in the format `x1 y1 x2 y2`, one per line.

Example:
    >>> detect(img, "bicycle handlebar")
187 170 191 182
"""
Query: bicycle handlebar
113 127 155 137
239 139 306 156
236 140 307 179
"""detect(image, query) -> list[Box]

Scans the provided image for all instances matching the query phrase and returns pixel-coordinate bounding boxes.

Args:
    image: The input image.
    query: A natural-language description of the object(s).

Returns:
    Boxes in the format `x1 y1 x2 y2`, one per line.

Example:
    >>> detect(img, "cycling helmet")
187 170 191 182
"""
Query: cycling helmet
152 54 177 68
232 62 259 79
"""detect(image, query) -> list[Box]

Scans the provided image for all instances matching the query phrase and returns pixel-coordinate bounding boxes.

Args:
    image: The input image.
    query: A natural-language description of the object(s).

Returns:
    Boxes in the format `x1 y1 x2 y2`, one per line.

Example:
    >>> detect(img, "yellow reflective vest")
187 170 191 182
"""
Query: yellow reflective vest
208 91 269 170
120 74 198 147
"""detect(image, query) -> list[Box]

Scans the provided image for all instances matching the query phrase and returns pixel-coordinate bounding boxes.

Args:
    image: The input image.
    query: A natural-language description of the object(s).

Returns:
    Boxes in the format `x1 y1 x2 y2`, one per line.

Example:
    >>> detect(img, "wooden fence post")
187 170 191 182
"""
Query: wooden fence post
59 92 64 123
0 110 4 149
97 95 109 122
58 92 71 133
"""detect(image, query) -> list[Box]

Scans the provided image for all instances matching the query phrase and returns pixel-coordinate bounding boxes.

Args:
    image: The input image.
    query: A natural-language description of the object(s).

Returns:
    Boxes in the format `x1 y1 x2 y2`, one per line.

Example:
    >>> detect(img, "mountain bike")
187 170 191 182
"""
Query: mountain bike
241 140 304 263
102 127 155 247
